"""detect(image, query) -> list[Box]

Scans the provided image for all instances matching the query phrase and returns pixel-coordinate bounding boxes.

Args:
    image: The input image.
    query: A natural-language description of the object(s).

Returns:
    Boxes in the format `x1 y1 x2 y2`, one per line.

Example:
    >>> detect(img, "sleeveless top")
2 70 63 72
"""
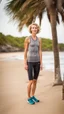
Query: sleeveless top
27 36 40 62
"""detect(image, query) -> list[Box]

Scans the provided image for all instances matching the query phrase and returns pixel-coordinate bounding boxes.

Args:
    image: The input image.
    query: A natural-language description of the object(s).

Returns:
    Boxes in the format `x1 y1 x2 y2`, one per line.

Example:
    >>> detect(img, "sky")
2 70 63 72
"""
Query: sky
0 0 64 43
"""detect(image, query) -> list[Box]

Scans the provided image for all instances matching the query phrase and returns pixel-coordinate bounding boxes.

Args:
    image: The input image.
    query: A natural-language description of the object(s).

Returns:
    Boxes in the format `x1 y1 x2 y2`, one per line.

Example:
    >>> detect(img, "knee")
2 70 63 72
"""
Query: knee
28 80 33 86
33 80 37 85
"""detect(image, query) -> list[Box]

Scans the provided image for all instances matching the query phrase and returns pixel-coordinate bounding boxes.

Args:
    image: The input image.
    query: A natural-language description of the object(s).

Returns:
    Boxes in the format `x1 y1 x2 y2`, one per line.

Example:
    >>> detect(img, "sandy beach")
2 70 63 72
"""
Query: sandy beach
0 52 64 114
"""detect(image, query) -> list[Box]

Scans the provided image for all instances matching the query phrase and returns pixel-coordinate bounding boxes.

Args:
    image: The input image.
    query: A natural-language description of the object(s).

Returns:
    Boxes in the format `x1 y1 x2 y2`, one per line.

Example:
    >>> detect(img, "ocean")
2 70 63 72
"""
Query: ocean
0 52 64 80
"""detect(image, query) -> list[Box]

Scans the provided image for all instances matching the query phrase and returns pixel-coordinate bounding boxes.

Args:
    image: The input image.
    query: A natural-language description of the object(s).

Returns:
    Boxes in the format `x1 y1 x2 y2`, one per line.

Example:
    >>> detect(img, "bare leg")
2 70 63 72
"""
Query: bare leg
27 80 33 98
31 79 37 96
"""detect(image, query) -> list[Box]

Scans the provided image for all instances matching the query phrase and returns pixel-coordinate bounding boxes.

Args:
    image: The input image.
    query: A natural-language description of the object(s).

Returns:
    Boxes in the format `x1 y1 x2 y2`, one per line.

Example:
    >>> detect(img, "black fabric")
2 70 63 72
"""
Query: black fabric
27 62 40 80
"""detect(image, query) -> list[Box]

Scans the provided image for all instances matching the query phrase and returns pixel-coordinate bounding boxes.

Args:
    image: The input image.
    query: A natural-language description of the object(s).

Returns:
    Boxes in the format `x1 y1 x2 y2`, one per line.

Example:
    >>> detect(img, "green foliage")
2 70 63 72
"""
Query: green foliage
41 38 52 51
0 32 64 51
0 33 8 45
58 43 64 51
0 33 25 50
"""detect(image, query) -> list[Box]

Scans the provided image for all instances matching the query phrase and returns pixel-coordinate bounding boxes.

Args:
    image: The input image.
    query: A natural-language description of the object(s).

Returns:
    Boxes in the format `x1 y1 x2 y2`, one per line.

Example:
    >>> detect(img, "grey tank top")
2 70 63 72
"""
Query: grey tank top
27 36 40 62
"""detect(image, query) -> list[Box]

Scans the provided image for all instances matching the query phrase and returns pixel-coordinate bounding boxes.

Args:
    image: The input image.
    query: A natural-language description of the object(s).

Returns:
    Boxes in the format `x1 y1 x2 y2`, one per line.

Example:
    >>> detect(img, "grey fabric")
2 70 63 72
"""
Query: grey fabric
27 36 40 62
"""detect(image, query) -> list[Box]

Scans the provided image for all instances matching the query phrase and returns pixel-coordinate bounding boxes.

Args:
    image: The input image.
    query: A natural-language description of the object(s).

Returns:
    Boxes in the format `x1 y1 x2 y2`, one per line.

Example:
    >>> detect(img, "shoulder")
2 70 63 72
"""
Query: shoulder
24 36 30 43
37 37 41 43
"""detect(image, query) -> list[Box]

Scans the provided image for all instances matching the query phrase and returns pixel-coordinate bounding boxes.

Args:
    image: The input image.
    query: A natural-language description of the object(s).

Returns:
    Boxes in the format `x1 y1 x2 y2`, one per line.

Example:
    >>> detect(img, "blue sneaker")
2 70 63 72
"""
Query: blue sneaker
31 96 40 102
27 97 35 105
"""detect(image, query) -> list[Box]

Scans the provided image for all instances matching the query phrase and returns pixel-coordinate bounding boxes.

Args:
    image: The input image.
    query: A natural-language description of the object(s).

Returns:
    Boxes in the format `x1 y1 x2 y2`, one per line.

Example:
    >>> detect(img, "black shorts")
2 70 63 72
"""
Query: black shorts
27 62 40 80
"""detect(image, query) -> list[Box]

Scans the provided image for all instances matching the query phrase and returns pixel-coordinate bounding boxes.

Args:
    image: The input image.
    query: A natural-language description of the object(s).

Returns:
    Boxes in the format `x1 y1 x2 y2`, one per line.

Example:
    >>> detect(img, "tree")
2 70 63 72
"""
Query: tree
5 0 64 85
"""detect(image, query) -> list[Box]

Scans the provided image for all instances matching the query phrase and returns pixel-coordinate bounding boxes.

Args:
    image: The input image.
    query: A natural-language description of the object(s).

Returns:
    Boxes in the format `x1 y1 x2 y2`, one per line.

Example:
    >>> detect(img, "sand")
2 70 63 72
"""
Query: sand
0 52 64 114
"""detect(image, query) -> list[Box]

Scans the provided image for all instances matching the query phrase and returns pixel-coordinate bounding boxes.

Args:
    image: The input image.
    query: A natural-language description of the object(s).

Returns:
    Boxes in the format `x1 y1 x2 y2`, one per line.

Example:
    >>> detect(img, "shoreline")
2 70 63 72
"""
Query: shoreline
0 52 64 81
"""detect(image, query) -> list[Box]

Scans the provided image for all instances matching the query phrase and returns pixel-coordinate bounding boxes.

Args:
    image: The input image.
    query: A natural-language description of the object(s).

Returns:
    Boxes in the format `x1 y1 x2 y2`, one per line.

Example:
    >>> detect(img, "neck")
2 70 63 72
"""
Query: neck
32 34 36 39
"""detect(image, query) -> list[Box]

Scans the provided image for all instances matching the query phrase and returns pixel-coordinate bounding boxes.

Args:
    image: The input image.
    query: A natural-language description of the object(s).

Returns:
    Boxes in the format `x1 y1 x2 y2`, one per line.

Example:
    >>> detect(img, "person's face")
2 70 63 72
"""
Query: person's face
31 25 38 34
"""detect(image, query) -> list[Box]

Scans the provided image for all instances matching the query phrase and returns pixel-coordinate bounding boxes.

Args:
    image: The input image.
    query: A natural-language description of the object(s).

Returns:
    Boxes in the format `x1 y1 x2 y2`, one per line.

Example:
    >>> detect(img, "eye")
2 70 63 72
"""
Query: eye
32 27 37 29
32 27 34 29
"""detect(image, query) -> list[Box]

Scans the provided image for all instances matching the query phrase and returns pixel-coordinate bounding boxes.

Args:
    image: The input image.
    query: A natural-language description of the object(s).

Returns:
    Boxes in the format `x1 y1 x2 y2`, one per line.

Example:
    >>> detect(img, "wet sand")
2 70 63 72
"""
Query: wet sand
0 52 64 114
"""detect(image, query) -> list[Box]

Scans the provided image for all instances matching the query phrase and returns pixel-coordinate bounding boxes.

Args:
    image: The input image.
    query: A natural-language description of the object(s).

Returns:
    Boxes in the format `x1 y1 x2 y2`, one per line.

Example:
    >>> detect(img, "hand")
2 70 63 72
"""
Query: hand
24 64 28 70
40 65 43 70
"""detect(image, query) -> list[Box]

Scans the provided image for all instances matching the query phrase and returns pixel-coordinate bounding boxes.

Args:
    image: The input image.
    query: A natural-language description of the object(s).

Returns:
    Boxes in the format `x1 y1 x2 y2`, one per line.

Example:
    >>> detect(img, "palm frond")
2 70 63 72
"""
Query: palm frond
39 12 43 25
4 0 64 31
57 0 64 22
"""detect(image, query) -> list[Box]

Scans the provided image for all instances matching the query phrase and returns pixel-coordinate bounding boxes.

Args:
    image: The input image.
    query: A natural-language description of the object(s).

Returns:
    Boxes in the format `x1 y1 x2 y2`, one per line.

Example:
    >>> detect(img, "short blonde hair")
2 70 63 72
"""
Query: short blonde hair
29 23 40 34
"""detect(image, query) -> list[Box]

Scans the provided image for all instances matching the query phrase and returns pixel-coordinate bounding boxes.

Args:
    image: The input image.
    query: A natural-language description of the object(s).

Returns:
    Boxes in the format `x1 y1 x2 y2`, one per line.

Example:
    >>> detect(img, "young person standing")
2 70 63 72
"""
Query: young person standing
24 23 42 105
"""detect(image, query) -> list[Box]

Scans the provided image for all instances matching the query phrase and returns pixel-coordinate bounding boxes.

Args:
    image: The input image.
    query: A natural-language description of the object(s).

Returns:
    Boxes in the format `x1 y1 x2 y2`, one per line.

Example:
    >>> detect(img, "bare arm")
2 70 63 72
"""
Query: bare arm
24 37 29 70
39 38 42 69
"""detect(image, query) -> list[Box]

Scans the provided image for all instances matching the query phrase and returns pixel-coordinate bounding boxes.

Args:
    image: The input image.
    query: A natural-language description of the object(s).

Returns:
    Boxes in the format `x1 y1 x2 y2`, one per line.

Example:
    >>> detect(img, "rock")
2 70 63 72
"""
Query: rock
0 45 22 52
